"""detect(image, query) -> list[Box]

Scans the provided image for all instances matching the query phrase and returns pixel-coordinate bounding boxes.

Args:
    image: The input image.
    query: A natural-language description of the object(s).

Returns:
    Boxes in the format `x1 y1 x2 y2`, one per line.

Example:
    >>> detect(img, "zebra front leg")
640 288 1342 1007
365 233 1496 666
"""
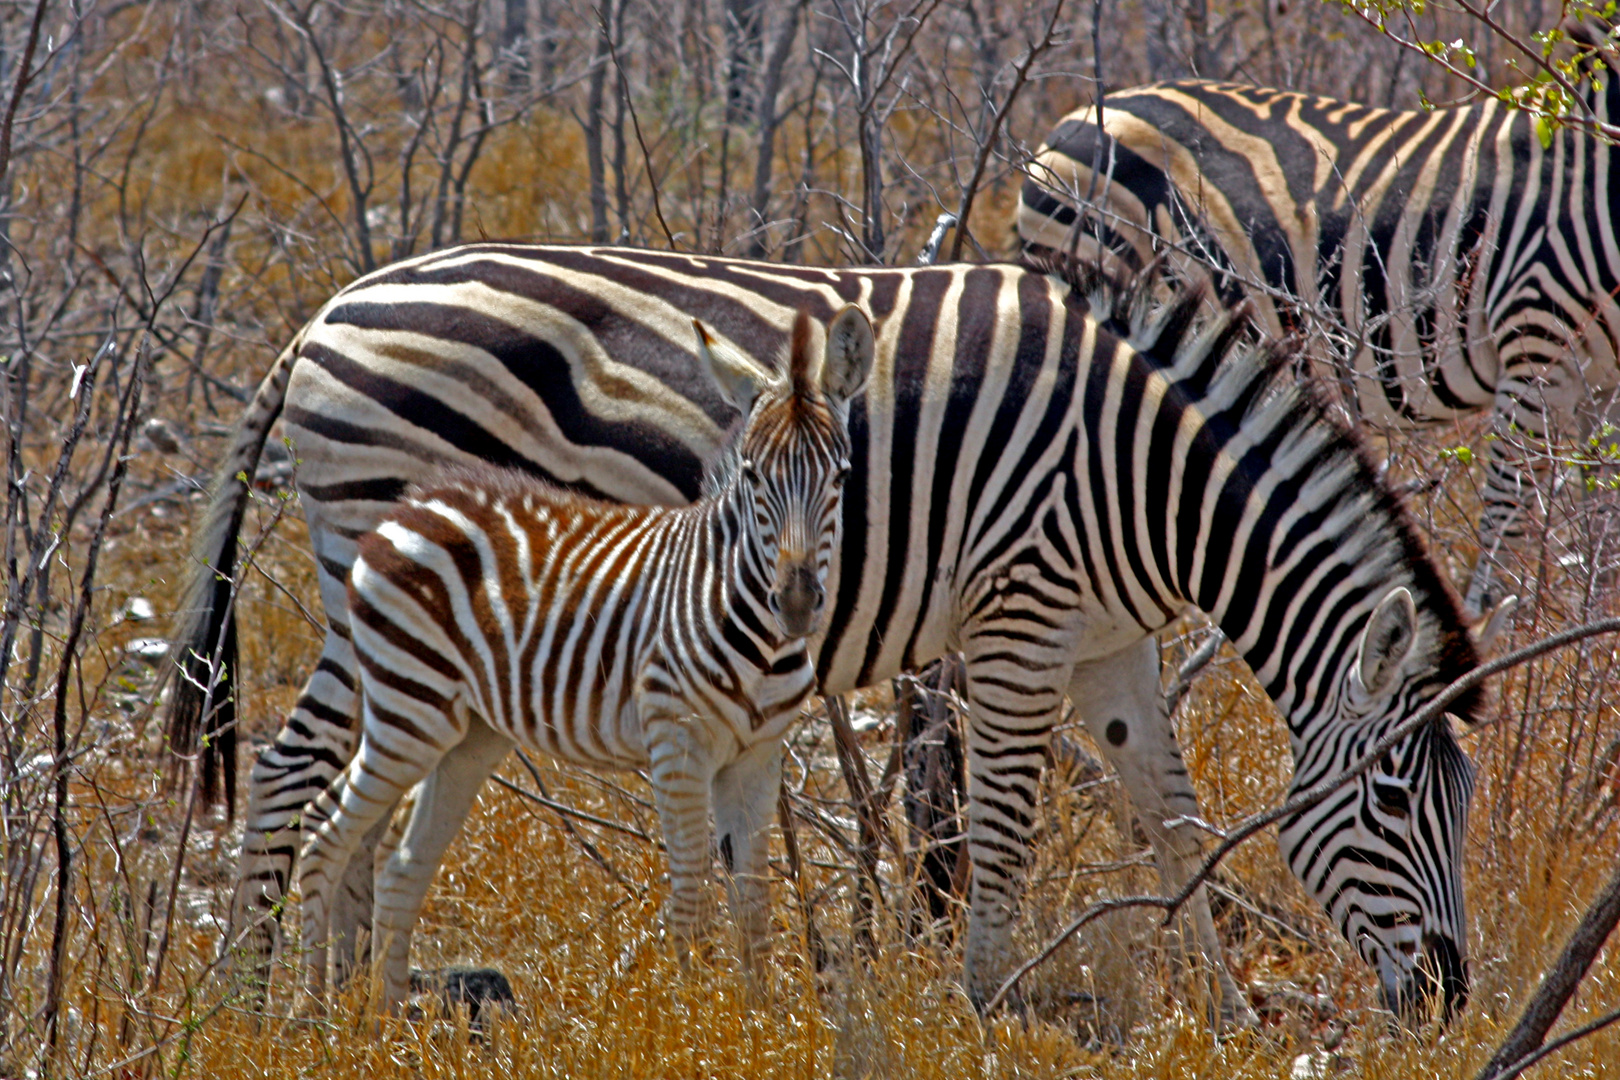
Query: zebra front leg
711 741 783 978
957 634 1073 1011
1069 636 1256 1030
645 717 721 961
371 717 514 1011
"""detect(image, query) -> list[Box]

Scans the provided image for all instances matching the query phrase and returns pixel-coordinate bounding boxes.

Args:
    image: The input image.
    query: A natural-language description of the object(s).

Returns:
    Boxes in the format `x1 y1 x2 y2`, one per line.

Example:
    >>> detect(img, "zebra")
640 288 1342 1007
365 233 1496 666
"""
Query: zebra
298 306 873 1008
171 243 1484 1020
1016 38 1620 618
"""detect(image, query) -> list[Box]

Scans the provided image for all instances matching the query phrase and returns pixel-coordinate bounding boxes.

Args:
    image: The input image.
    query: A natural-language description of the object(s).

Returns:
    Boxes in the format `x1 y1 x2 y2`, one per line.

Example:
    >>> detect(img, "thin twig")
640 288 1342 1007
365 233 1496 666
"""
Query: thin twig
490 771 657 846
0 0 49 189
1486 1006 1620 1080
947 0 1065 261
826 693 887 954
601 6 676 249
508 749 638 888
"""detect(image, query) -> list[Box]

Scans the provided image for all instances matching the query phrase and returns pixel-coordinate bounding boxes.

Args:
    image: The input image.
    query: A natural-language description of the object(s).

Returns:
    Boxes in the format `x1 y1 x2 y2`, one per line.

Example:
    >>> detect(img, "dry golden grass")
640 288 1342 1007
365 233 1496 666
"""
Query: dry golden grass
21 440 1620 1075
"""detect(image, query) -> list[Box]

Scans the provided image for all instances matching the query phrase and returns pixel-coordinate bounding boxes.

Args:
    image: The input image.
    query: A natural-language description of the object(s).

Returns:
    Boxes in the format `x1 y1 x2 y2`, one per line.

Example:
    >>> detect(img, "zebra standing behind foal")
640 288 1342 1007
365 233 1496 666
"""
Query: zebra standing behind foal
174 245 1483 1020
1017 35 1620 616
298 305 873 1008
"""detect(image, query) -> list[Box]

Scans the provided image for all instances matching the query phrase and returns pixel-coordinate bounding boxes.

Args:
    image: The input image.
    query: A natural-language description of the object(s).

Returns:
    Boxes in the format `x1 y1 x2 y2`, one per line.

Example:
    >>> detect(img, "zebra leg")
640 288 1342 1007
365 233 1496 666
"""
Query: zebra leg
298 710 457 1002
1465 437 1526 620
295 759 356 999
710 741 783 977
371 717 514 1012
1069 636 1256 1030
228 519 365 992
326 811 394 990
226 633 360 993
644 717 721 959
956 628 1075 1010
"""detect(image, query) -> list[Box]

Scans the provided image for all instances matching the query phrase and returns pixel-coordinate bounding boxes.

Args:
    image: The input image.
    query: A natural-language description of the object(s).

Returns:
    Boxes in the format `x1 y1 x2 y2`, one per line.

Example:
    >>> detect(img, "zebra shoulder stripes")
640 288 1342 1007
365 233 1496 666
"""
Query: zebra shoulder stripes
173 244 1481 1019
1017 45 1620 617
298 306 873 1008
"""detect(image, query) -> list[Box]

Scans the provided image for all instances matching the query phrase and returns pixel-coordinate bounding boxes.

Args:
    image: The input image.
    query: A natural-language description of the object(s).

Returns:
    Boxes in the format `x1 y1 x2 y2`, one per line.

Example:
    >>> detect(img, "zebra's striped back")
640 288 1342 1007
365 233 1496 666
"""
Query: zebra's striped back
187 245 1483 1018
1018 71 1620 417
1017 54 1620 614
300 306 873 1005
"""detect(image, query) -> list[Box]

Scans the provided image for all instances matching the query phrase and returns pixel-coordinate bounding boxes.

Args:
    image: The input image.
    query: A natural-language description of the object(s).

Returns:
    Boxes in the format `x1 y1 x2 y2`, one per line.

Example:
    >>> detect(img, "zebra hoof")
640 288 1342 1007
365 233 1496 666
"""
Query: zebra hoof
408 966 516 1032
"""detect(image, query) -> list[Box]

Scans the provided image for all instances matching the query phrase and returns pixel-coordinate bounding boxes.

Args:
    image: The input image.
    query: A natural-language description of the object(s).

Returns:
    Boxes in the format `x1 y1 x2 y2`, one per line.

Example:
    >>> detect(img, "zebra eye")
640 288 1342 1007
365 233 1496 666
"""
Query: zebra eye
741 460 761 486
832 461 852 486
1372 775 1411 819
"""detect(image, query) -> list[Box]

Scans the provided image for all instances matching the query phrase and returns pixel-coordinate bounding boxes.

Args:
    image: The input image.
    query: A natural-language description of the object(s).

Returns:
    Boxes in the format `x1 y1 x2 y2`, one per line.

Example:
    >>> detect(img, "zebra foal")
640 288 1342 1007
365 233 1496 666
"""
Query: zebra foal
297 305 873 1008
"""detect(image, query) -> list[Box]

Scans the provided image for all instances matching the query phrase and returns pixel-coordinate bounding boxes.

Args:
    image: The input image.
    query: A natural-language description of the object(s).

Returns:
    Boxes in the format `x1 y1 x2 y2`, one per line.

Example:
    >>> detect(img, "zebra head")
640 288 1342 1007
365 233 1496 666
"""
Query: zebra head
1279 585 1476 1022
693 304 874 639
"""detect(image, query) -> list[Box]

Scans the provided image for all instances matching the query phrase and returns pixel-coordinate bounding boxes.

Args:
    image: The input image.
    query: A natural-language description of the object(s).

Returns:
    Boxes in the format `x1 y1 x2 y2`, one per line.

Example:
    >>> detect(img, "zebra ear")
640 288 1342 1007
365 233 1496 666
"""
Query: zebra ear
1359 586 1418 695
820 305 874 405
694 318 774 414
1469 594 1518 657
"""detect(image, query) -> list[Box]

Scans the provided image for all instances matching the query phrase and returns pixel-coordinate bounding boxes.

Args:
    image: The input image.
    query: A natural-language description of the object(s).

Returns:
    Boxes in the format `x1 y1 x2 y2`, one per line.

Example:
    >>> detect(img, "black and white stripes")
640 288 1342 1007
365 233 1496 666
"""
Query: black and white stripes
176 244 1482 1017
297 307 871 1009
1017 49 1620 616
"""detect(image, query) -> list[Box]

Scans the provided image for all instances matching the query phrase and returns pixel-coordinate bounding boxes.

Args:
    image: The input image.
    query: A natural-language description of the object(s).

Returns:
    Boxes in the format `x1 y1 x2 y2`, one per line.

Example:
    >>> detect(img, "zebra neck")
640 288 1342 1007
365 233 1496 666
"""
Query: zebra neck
1161 374 1452 739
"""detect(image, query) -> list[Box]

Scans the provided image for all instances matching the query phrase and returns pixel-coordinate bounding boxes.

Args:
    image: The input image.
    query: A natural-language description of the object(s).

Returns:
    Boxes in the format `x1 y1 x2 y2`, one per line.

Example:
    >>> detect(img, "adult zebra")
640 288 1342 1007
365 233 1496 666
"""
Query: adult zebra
1017 36 1620 617
171 244 1482 1018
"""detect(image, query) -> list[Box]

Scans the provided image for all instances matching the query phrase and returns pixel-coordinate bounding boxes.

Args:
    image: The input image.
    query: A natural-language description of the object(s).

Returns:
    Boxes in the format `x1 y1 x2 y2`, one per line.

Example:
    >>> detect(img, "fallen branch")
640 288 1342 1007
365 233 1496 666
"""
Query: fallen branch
984 615 1620 1014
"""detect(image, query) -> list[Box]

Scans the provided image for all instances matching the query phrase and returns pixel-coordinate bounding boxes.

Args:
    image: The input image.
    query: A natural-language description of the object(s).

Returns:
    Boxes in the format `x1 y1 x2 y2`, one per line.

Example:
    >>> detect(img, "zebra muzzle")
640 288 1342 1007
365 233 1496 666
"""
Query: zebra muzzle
769 563 824 639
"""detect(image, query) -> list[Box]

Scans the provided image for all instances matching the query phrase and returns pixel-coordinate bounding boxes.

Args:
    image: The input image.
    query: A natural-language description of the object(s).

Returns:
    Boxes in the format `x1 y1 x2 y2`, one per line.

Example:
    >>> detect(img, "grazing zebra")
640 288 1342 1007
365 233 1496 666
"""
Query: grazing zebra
172 244 1482 1019
1017 46 1620 617
298 307 872 1008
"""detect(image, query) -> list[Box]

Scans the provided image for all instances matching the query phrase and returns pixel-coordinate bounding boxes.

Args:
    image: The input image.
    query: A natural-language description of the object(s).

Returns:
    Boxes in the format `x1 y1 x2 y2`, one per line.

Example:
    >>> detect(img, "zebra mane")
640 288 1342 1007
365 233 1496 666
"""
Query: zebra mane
701 439 744 499
1030 250 1485 725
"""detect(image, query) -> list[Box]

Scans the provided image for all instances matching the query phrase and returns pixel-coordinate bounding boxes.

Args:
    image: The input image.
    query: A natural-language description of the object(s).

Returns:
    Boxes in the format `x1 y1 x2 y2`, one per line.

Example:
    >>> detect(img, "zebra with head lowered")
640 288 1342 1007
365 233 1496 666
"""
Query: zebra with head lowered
298 306 872 1009
172 244 1483 1021
1017 26 1620 618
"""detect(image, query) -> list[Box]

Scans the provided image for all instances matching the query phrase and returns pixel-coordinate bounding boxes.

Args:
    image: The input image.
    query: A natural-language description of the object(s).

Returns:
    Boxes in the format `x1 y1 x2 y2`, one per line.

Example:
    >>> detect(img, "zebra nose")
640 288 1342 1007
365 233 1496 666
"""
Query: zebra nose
770 564 823 638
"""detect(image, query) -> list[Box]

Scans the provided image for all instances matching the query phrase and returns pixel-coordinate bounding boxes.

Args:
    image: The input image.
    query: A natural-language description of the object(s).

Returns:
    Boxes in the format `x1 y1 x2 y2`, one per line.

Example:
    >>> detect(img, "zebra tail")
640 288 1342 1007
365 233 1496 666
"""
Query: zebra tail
165 334 301 817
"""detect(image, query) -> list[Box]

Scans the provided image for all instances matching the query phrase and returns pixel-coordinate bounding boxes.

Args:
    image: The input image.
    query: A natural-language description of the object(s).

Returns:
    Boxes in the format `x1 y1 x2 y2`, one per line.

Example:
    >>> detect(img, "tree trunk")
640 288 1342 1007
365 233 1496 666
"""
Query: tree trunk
584 0 614 242
745 1 803 257
897 657 968 928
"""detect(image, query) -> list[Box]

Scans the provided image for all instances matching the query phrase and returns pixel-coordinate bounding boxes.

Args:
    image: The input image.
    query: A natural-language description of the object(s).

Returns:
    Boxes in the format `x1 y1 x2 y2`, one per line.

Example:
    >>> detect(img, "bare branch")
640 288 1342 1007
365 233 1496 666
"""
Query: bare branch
1475 859 1620 1080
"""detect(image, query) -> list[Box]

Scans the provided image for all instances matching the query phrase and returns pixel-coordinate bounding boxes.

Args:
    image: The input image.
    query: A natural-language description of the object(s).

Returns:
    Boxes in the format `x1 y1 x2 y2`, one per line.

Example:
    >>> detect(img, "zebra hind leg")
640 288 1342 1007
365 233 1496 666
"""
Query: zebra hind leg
326 812 394 990
299 724 446 1005
225 641 361 1001
371 717 514 1013
1069 636 1257 1031
710 741 784 981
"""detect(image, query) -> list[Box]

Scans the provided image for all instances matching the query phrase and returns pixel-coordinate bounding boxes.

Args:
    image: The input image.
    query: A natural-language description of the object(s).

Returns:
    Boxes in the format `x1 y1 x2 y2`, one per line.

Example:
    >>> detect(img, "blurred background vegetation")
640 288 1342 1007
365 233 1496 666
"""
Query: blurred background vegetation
0 0 1616 1076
